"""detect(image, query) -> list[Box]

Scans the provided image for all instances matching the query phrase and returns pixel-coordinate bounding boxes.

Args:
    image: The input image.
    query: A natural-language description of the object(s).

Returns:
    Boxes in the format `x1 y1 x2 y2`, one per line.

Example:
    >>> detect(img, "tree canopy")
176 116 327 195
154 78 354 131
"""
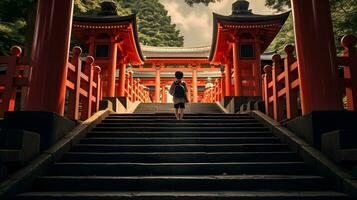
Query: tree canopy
265 0 357 53
0 0 184 55
184 0 221 6
120 0 183 47
1 0 356 55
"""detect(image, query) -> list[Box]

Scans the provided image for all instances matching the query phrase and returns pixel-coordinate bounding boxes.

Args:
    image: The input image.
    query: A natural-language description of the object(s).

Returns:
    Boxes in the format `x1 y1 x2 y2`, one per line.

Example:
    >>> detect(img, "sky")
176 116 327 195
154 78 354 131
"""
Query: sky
159 0 274 47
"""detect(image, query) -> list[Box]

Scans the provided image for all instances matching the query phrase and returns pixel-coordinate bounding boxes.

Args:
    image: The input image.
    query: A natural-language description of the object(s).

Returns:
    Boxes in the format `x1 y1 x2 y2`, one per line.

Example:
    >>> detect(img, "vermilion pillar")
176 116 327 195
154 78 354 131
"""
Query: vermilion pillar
25 0 74 114
187 85 191 102
192 65 198 103
291 0 343 113
220 66 226 97
232 42 242 96
118 61 126 96
225 63 232 96
155 66 161 103
107 41 118 97
161 85 167 103
254 37 262 96
88 35 95 57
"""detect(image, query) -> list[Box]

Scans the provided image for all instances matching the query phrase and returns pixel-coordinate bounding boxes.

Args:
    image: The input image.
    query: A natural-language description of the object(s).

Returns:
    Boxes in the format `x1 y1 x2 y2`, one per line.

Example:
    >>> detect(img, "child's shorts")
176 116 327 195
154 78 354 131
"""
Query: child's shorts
174 103 185 109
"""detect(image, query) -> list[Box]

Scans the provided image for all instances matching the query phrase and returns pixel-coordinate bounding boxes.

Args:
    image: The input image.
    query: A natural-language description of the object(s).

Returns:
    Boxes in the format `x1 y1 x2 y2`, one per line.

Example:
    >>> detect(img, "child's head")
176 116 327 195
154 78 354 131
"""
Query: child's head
175 71 184 80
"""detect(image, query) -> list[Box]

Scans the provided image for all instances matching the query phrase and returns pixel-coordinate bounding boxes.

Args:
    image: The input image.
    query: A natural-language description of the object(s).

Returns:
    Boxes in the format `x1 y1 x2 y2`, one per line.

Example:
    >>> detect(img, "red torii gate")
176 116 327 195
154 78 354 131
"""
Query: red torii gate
22 0 353 118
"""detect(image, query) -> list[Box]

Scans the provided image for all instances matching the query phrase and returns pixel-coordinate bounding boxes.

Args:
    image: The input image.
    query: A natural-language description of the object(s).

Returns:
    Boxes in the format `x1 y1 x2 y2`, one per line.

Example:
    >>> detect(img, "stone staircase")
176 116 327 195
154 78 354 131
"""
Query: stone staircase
134 103 224 114
15 103 351 199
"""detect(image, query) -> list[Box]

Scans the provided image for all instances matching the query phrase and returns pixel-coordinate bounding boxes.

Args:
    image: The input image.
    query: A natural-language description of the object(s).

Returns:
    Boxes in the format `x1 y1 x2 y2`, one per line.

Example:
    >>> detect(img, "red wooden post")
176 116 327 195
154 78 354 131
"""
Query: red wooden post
263 65 273 118
233 41 242 96
161 85 166 103
67 46 82 120
135 79 140 101
225 63 232 96
0 46 22 116
221 66 226 97
125 72 129 96
88 35 95 57
93 65 102 112
82 56 94 120
291 0 343 113
192 65 198 103
254 36 262 96
25 0 74 114
284 45 299 119
341 35 357 110
187 84 191 102
155 66 161 103
107 40 117 97
118 61 126 97
272 54 284 121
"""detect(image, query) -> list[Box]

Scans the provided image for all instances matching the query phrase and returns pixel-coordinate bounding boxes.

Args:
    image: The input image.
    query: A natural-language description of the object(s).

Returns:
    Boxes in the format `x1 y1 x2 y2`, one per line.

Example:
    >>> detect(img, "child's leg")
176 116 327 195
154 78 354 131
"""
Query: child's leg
179 109 185 120
175 108 180 120
179 104 185 120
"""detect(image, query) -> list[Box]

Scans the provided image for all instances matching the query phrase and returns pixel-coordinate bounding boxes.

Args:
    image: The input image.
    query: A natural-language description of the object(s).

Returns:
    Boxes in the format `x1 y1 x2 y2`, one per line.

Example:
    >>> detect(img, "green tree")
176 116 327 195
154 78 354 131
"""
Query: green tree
0 0 36 56
120 0 183 47
184 0 221 6
0 0 184 55
265 0 357 53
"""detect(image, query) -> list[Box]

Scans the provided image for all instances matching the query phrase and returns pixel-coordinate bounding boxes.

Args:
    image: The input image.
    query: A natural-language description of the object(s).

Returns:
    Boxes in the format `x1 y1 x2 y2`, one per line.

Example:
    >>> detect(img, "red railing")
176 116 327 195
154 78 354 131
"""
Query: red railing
66 47 102 120
0 46 102 120
202 79 222 103
262 45 300 121
336 35 357 111
124 70 151 103
262 35 357 122
0 46 30 117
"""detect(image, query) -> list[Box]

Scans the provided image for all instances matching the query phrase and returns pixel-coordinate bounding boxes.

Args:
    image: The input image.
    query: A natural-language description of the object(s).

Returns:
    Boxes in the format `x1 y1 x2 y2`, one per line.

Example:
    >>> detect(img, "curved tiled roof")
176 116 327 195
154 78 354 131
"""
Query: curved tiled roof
141 45 211 58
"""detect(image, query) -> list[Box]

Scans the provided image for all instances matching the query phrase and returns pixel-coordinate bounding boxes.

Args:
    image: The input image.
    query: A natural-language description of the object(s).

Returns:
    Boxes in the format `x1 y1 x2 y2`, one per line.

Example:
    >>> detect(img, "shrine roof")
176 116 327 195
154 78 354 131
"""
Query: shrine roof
209 0 290 62
73 14 137 23
141 45 211 58
212 11 290 25
73 14 145 62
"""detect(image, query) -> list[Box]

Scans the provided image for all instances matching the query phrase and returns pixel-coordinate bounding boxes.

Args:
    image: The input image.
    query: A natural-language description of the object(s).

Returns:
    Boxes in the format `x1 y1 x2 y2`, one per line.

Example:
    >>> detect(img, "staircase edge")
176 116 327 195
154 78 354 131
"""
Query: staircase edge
250 110 357 198
0 109 113 200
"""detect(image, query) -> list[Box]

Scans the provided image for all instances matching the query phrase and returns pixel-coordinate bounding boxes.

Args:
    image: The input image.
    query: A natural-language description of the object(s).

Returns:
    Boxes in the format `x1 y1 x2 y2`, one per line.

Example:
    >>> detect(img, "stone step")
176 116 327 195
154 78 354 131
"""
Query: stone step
70 144 291 153
86 131 274 138
49 162 312 176
101 119 259 123
16 191 351 200
106 115 252 119
62 152 299 163
109 113 248 117
96 122 265 127
91 126 270 132
33 175 329 192
79 137 281 145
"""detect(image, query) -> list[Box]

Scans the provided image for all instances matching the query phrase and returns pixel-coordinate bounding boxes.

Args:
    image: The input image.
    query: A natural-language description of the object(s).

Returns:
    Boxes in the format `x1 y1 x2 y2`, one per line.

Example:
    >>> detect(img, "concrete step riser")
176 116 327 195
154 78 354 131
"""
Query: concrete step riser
96 123 265 128
105 117 254 120
14 111 352 200
79 138 281 145
86 132 274 138
91 127 270 132
70 144 291 153
50 163 312 176
62 152 299 163
34 176 328 192
15 194 351 200
102 118 259 124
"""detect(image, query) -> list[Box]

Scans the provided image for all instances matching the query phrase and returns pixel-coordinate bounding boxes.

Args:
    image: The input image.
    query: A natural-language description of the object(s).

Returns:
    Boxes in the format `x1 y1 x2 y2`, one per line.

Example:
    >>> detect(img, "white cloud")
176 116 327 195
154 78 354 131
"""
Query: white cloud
160 0 275 47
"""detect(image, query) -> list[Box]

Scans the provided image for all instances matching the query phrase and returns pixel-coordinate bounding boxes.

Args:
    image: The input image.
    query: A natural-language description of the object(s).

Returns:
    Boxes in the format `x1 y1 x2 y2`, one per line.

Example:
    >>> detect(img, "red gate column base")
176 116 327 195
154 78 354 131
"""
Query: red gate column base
286 111 357 149
220 96 262 113
2 111 75 151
